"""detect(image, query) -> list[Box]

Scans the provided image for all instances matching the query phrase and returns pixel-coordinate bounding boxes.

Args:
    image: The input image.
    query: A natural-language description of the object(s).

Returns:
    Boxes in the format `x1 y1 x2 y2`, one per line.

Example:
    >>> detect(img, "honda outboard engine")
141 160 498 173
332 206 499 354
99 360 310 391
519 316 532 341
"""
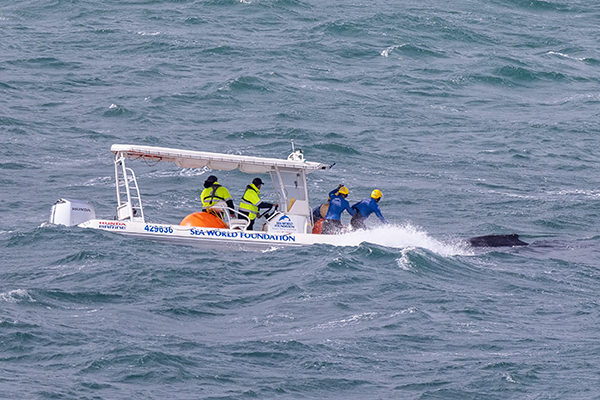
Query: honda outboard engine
50 198 96 226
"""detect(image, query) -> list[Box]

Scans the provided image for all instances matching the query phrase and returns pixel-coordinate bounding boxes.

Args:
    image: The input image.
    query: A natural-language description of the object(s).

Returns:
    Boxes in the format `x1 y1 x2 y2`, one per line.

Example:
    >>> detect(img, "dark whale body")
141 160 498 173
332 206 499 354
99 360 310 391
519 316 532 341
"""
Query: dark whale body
468 234 528 247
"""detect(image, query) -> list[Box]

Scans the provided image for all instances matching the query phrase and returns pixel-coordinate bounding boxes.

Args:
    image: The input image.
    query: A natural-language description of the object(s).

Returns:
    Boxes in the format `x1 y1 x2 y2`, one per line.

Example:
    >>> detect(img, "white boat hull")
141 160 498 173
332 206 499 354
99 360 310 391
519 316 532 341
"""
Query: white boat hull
79 219 354 248
52 144 360 249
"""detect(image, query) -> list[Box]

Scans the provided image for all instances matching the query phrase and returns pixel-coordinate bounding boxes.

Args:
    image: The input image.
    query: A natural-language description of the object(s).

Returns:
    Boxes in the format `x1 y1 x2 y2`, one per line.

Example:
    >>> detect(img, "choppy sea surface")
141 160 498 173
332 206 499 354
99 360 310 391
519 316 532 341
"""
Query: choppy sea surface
2 0 600 398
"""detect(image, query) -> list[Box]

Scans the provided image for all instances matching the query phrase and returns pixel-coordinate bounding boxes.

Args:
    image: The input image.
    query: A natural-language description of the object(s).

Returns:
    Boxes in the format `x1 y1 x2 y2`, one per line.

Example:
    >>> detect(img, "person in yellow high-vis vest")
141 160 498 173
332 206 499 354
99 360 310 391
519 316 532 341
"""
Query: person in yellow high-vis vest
238 178 277 230
200 175 235 217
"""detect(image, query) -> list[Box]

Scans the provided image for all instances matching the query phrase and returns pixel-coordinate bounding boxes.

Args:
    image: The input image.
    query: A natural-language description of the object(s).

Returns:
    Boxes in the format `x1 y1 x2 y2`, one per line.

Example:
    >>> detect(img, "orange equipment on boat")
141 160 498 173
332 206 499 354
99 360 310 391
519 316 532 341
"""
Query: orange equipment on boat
312 218 324 234
180 212 227 229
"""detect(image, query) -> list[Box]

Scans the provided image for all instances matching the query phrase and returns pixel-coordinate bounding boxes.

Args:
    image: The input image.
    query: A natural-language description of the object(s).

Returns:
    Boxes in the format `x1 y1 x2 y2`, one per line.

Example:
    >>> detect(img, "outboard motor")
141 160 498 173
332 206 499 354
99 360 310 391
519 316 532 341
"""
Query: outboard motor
50 198 96 226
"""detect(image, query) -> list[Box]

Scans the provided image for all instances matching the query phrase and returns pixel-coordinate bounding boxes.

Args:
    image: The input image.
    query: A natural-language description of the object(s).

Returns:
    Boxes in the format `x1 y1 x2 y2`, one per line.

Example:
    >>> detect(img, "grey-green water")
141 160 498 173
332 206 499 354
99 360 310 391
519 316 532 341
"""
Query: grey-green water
2 0 600 398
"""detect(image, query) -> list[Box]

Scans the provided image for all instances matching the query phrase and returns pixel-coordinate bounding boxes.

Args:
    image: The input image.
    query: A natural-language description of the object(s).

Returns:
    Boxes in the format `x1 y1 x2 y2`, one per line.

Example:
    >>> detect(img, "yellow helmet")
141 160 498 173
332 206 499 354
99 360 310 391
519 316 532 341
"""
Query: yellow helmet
337 186 349 196
371 189 382 199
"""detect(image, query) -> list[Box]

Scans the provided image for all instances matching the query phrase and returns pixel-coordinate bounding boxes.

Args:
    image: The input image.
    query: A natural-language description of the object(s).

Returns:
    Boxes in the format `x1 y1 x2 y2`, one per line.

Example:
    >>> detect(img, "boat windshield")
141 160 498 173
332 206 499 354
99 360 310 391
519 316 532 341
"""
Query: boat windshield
271 168 310 216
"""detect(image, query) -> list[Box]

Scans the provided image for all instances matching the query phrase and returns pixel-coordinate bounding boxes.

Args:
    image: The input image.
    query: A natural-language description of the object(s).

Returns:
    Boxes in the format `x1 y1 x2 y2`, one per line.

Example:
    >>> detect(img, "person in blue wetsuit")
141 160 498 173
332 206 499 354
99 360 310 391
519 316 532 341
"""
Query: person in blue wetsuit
311 185 345 222
322 186 356 234
350 189 387 230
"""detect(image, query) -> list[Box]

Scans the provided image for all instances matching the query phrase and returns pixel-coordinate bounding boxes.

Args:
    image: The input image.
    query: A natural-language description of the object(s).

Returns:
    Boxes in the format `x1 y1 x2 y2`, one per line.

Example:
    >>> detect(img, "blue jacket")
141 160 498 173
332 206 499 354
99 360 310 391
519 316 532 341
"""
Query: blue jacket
328 188 341 201
312 188 346 220
352 198 386 223
325 196 356 220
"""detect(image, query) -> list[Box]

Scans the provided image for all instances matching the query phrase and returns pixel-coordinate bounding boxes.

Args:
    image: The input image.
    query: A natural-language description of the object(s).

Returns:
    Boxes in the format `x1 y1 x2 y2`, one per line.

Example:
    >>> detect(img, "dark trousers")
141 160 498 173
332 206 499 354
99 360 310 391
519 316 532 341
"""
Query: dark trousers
350 213 366 230
322 219 344 235
238 210 255 230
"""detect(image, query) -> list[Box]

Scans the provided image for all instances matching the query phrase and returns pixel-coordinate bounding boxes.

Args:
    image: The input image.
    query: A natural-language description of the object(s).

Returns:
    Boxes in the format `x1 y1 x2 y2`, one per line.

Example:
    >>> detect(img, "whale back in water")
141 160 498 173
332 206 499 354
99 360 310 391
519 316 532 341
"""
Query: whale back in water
468 234 528 247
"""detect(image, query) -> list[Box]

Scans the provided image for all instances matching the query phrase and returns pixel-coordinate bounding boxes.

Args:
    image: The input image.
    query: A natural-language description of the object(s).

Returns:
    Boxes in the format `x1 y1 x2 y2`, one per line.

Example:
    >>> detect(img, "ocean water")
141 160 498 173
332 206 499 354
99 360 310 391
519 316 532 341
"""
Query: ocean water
2 0 600 398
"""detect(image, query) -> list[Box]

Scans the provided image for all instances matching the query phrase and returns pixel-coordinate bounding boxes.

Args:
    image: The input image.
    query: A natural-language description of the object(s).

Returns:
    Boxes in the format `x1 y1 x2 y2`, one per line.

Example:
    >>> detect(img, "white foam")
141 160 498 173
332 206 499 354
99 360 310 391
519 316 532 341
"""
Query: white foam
547 51 586 61
381 45 400 57
0 289 35 303
343 223 470 256
312 312 379 330
396 247 417 271
261 246 280 253
82 176 113 187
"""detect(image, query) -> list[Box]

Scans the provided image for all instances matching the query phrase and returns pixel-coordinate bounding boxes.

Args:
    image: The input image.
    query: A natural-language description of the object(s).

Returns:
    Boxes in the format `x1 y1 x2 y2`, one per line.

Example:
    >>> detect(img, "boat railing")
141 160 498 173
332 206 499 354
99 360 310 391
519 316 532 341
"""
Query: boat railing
207 202 251 230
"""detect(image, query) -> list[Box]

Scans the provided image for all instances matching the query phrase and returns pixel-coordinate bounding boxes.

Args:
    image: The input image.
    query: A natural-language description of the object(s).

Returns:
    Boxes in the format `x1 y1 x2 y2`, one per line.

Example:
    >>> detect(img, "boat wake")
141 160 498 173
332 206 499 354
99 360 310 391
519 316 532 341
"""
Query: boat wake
340 223 471 256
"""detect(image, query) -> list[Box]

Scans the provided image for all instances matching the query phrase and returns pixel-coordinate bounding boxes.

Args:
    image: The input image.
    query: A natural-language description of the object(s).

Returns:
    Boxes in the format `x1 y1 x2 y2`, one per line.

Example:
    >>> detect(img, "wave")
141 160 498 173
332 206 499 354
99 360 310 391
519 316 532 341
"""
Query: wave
0 289 35 304
313 142 360 155
102 103 136 118
381 43 445 59
334 223 471 256
493 0 571 12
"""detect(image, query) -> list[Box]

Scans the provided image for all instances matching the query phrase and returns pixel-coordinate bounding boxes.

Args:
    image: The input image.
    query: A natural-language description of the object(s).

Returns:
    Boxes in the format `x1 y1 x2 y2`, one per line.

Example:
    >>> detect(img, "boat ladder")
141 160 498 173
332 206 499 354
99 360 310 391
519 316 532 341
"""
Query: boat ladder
115 157 145 222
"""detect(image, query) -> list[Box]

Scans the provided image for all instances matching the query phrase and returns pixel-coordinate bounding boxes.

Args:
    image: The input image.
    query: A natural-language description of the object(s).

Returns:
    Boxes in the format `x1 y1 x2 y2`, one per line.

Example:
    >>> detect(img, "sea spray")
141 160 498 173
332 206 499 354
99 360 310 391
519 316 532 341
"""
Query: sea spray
342 223 472 256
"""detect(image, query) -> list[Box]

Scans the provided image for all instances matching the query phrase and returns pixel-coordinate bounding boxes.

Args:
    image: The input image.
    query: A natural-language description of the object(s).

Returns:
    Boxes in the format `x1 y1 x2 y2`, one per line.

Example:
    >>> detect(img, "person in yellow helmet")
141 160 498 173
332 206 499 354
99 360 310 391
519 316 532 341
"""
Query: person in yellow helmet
322 186 356 234
311 184 346 222
200 175 235 217
238 177 278 230
350 189 387 230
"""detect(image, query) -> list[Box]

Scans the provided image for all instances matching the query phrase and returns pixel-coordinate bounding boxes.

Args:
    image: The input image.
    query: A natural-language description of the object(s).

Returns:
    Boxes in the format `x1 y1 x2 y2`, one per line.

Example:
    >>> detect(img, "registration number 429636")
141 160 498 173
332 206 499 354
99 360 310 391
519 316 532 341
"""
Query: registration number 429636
144 225 173 234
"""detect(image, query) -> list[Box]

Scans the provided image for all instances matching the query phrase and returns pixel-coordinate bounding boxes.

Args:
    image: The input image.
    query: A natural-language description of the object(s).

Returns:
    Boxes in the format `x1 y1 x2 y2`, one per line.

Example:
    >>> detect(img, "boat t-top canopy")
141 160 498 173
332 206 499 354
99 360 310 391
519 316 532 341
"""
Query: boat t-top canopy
110 144 328 174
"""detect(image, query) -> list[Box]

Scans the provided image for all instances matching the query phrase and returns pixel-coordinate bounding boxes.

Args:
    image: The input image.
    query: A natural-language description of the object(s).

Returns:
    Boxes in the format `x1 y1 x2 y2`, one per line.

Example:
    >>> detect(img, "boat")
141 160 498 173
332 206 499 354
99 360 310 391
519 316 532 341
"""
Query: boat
50 143 361 248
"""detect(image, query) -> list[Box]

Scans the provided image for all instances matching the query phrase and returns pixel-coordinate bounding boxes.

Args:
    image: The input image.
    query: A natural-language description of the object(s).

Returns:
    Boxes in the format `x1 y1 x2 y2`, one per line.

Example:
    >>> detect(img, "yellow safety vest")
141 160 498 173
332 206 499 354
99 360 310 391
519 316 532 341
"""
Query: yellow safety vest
239 184 261 220
201 184 232 209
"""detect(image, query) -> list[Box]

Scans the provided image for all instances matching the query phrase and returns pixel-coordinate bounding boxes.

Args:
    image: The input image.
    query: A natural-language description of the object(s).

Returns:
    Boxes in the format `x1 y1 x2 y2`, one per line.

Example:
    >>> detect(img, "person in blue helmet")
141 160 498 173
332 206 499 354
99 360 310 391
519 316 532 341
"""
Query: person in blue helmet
321 186 356 235
350 189 387 230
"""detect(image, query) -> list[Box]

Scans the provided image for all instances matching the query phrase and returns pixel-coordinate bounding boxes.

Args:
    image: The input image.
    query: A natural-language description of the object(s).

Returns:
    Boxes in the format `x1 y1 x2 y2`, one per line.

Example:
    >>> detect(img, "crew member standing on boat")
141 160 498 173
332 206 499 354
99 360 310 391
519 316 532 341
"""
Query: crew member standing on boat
350 189 387 230
312 184 346 222
239 178 277 230
201 175 235 217
322 186 356 234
